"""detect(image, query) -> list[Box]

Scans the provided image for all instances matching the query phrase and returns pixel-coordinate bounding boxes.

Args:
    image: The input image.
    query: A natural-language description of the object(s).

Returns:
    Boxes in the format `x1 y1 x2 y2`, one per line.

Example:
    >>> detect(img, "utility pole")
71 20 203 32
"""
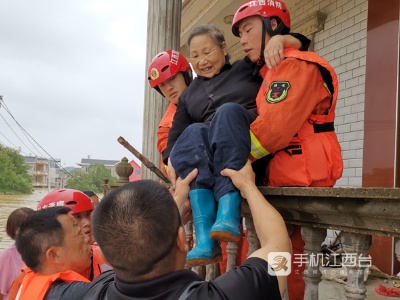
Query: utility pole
0 95 3 109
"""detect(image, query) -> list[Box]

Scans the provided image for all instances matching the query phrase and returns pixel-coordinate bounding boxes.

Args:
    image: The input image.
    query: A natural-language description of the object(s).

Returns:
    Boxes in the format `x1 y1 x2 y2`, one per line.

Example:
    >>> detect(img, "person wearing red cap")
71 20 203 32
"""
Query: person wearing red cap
147 50 193 174
38 189 96 245
228 1 343 298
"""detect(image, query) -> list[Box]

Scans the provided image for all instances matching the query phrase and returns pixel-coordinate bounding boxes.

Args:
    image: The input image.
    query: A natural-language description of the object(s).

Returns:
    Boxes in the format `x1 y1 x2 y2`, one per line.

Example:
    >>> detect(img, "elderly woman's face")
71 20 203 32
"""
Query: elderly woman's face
189 34 227 78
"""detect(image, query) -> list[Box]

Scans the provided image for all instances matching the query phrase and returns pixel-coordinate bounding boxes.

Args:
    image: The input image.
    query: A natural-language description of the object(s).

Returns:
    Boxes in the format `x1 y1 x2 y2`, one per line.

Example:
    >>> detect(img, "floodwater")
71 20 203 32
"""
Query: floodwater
0 190 46 252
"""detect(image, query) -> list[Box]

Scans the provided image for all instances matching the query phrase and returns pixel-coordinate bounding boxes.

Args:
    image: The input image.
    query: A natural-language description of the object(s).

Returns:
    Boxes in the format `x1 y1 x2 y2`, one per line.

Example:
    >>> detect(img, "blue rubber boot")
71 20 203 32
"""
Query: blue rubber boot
186 189 222 266
210 191 242 243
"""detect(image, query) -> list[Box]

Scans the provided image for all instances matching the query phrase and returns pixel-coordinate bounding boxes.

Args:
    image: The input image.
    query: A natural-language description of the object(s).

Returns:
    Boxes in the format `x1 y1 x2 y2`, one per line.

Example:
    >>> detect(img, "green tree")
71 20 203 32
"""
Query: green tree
66 164 117 193
0 145 32 194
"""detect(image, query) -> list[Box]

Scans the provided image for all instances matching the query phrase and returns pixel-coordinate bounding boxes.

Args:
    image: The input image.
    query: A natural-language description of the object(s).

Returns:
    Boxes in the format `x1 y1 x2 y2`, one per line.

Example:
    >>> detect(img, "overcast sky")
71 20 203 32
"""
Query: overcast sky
0 0 148 167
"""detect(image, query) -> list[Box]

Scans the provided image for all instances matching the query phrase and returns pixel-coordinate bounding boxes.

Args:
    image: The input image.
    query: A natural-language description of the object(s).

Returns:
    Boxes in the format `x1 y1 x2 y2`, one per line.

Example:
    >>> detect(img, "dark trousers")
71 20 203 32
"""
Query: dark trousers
170 103 256 200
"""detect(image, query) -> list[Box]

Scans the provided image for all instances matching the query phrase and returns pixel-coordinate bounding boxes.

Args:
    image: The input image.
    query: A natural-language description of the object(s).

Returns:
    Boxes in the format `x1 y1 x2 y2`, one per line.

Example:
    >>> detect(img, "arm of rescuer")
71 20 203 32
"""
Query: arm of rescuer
249 56 333 160
264 33 310 69
221 160 291 296
172 168 198 225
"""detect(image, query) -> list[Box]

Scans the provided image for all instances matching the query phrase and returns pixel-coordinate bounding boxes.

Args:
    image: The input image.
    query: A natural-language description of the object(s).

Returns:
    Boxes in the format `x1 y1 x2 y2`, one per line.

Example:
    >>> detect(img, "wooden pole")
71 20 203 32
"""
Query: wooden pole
118 136 171 185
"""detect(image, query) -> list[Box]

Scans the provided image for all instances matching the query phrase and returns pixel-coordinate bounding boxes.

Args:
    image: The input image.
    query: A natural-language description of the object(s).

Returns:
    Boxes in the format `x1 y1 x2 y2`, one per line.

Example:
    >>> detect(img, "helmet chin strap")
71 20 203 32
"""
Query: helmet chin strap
252 18 268 76
259 18 267 65
253 17 289 75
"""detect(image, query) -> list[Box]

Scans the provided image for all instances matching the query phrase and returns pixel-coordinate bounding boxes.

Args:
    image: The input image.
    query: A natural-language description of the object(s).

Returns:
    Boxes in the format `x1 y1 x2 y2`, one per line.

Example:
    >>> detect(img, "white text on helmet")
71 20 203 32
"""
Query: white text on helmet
248 0 283 8
249 0 264 7
40 200 65 209
269 1 283 9
171 50 180 65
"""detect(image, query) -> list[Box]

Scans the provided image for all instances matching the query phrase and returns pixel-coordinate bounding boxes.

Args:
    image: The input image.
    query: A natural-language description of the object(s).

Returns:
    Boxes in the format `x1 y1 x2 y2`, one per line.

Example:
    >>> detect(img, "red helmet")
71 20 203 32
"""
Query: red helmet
232 0 290 37
38 189 94 214
147 50 190 88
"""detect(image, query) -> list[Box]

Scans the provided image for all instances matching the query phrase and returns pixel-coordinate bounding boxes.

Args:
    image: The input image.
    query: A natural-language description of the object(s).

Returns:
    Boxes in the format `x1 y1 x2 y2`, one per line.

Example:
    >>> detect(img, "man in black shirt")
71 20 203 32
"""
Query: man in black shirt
84 161 291 299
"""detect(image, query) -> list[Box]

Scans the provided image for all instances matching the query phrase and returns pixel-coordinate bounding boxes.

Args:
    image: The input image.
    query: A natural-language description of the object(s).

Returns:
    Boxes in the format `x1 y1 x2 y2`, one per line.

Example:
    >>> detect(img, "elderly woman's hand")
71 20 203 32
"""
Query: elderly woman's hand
264 34 302 69
264 35 285 69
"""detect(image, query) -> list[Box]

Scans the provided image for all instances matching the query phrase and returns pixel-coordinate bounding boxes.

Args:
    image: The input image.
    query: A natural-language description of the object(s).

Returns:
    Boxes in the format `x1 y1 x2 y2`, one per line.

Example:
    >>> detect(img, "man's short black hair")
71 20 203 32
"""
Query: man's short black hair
92 180 181 282
15 206 71 272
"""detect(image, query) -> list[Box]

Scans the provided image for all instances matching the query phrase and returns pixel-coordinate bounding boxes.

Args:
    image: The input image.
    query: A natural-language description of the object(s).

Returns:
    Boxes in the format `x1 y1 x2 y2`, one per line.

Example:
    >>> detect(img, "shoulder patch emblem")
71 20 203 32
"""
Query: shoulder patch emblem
266 81 291 104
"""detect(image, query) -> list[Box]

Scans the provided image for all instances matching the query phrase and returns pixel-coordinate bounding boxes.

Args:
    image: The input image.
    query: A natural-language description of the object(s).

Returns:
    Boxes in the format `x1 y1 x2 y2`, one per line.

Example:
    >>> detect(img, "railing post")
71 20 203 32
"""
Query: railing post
244 216 259 257
341 233 372 300
206 263 220 281
301 226 326 300
226 242 238 272
185 221 194 251
191 265 206 279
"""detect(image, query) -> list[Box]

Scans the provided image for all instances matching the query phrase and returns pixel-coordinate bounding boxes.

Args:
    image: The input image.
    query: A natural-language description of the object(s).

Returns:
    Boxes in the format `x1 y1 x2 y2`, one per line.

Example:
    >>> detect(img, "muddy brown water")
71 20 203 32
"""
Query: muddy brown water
0 189 48 252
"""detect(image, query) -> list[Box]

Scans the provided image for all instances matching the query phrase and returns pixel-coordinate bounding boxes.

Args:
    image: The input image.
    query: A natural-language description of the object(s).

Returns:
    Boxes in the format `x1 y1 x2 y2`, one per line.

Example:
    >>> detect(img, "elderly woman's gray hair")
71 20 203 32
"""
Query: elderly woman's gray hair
187 24 231 62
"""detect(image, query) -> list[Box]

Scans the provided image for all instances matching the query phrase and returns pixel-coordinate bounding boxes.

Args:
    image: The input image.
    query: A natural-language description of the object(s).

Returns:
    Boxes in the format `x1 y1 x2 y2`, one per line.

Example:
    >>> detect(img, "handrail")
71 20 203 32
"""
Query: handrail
245 187 400 238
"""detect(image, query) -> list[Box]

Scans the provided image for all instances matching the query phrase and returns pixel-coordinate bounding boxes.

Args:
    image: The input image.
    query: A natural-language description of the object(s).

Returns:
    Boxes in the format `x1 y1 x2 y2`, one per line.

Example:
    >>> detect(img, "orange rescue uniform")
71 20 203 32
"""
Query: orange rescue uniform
250 48 343 187
157 103 177 175
250 49 343 300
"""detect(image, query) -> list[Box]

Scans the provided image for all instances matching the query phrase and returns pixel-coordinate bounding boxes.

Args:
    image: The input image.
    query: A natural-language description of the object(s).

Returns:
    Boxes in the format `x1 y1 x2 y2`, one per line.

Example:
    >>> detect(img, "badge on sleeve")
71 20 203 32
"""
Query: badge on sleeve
266 81 290 103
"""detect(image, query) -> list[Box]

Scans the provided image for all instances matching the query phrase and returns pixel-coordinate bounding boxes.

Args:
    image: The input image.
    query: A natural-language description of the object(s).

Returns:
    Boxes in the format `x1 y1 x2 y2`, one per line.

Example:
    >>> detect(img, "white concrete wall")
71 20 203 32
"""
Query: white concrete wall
229 0 368 188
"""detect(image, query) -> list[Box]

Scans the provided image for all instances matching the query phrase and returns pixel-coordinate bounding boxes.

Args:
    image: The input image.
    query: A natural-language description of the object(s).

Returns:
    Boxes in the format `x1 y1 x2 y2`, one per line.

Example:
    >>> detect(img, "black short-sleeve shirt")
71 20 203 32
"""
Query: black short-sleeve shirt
83 257 282 300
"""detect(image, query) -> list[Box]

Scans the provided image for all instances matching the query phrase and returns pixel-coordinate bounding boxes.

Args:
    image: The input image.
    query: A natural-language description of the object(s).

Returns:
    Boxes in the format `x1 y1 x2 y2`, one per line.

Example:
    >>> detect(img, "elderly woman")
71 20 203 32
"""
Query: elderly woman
162 24 309 266
0 207 34 300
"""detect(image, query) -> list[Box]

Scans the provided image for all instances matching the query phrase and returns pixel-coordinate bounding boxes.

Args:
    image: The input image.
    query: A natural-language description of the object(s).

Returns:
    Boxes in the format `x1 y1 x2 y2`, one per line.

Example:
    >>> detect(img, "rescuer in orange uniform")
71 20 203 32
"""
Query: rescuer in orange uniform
147 50 193 173
231 0 343 299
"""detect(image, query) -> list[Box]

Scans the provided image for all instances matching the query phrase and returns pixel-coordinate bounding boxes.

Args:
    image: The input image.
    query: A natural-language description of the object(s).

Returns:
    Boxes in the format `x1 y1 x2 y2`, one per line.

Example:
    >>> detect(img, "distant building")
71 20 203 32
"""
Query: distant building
24 156 64 189
129 160 141 182
77 156 119 178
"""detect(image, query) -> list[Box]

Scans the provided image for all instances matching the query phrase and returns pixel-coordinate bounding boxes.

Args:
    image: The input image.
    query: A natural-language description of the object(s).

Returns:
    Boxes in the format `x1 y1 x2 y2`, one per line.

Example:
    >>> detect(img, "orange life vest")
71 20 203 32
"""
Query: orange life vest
10 245 109 300
16 269 89 300
250 49 343 187
91 244 111 279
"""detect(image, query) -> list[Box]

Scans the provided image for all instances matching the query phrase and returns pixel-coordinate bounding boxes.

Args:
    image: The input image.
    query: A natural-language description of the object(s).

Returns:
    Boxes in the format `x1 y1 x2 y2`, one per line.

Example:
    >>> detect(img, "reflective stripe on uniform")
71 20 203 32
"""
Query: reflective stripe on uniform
250 130 270 160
